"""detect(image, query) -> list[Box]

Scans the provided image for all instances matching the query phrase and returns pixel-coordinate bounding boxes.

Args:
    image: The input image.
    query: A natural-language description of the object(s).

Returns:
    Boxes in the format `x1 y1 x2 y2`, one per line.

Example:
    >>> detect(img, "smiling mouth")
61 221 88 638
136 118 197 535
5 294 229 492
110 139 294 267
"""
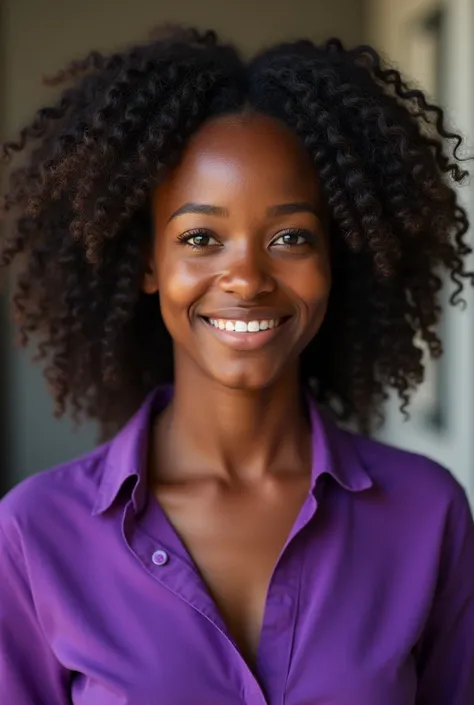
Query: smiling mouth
203 317 285 333
198 314 292 351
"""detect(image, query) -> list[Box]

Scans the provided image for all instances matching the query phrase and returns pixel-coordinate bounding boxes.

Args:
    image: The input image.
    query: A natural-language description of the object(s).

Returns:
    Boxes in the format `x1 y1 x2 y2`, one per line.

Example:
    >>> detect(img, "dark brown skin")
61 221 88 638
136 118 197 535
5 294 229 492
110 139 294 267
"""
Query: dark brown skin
143 113 331 667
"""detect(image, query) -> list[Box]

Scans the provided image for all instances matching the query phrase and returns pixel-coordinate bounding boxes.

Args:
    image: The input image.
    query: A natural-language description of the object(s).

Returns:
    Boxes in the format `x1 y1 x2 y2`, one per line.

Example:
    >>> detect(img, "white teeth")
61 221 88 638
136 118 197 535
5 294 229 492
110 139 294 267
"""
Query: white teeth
207 318 281 333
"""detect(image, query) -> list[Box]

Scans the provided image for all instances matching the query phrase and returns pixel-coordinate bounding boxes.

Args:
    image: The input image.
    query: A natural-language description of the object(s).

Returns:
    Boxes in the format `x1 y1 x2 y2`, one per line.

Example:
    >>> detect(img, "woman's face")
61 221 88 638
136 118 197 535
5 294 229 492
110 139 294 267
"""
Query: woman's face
145 113 331 391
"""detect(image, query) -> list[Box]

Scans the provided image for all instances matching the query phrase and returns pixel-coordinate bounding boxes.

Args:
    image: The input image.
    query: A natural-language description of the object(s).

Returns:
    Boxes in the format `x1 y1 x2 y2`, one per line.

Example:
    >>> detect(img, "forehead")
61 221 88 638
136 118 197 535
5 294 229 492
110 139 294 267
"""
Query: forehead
153 113 320 213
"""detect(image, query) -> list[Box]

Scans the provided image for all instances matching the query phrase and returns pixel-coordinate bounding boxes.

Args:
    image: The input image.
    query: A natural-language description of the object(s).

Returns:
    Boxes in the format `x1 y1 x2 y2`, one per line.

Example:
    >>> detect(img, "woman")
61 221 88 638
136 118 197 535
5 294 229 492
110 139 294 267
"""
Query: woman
0 25 473 705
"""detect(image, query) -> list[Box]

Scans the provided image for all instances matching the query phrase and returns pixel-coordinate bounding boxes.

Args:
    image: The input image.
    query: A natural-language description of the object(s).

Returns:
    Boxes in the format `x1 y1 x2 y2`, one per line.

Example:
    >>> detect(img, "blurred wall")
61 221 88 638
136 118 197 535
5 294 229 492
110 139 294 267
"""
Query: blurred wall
1 0 364 484
367 0 438 73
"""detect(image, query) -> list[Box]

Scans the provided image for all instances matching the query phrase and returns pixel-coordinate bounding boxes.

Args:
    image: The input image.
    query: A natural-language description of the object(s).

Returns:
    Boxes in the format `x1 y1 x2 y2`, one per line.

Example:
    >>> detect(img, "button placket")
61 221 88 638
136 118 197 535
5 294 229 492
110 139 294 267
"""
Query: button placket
123 500 273 704
257 556 302 704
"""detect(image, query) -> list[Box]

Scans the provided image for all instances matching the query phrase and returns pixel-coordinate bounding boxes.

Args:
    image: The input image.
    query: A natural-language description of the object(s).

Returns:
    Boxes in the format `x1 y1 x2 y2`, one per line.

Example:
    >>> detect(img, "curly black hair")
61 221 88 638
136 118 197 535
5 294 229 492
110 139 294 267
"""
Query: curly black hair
1 25 472 438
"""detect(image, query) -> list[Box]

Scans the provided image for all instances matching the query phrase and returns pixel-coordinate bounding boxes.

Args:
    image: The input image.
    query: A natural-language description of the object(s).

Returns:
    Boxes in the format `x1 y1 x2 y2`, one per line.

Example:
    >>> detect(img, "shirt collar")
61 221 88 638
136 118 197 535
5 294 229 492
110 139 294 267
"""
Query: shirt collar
93 386 373 516
309 401 374 493
92 386 172 516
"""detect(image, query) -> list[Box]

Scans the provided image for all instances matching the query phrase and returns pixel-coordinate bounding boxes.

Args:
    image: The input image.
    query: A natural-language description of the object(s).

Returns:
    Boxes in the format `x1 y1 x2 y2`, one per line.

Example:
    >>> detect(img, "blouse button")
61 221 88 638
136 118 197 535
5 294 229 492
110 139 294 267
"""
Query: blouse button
152 549 169 566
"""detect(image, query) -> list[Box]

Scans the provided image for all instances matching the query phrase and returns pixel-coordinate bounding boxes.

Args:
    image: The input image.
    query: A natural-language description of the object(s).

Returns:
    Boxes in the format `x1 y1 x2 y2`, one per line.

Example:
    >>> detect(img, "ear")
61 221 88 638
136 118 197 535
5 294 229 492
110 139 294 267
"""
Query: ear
141 257 159 295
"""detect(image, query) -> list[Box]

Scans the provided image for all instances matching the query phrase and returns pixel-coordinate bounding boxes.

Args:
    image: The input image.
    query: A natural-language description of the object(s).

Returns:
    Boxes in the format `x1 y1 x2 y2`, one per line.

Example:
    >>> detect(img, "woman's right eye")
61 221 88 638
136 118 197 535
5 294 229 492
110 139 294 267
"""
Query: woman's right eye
178 230 220 249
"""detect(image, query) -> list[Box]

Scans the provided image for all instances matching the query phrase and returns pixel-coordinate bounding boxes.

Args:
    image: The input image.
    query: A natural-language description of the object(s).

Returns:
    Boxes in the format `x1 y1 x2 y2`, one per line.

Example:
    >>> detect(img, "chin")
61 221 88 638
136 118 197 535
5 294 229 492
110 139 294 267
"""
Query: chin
205 360 291 392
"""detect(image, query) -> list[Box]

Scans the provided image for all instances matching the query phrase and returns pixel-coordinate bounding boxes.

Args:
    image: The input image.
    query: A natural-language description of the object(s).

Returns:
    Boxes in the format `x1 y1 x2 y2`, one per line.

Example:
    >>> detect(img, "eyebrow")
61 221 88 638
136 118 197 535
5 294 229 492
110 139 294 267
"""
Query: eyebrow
168 201 319 223
266 202 318 218
168 203 229 222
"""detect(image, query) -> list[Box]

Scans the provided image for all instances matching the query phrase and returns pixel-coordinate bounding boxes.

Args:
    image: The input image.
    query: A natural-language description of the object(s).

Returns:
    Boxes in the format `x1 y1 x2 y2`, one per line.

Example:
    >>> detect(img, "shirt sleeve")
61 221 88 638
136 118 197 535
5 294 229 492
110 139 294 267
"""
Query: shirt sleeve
414 484 474 705
0 523 70 704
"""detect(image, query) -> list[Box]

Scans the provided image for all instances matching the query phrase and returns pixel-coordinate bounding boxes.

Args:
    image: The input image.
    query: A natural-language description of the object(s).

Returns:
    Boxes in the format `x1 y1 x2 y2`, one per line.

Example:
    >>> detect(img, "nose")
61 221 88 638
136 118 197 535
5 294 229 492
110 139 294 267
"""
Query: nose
218 247 276 300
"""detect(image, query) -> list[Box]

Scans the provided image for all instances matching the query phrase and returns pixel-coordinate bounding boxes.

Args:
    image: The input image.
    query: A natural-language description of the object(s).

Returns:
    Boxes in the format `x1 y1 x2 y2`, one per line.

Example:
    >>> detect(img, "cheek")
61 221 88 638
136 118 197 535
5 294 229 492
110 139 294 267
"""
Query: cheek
285 258 331 313
158 258 209 318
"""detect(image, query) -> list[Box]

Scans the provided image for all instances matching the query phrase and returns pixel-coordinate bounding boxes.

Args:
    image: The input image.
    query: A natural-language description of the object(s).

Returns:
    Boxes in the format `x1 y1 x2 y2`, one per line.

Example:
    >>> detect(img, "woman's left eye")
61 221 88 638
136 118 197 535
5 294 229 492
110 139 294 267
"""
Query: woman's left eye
271 230 311 247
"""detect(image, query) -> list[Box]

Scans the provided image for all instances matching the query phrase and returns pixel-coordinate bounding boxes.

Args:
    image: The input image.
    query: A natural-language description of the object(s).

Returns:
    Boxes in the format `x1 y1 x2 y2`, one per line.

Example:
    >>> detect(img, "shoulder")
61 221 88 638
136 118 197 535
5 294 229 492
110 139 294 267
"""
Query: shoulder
336 430 474 590
0 443 110 547
348 430 471 518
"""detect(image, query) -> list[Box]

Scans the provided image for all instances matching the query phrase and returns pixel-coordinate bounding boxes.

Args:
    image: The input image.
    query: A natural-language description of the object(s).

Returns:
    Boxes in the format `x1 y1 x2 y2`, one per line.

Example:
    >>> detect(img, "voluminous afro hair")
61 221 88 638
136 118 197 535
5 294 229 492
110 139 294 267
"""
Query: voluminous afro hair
1 26 473 437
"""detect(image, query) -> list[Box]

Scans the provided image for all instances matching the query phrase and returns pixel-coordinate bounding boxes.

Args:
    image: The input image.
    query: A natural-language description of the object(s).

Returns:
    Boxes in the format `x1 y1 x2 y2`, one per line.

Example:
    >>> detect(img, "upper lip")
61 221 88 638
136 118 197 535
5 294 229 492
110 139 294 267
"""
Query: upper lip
199 308 291 322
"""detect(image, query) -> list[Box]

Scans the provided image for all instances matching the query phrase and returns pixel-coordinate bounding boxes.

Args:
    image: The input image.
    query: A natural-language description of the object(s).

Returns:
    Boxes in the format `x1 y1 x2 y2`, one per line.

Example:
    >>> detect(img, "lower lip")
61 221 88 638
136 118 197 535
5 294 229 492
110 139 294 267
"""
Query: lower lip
200 318 289 351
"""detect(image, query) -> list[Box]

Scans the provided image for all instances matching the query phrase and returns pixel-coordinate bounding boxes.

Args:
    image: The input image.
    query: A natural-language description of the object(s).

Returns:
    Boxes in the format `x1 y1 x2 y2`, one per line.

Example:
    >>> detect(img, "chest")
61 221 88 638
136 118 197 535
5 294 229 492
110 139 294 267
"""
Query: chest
154 476 310 664
47 486 423 705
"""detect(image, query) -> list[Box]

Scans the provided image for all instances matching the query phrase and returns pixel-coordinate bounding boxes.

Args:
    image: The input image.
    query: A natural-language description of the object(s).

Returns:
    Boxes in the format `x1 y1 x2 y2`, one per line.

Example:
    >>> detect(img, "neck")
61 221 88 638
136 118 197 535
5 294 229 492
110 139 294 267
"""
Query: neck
152 363 312 484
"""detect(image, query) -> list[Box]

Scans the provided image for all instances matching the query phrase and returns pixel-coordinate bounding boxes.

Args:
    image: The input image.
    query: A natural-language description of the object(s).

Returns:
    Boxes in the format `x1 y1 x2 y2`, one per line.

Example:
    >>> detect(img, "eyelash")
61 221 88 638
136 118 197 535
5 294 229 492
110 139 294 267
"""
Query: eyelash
177 228 314 250
176 229 219 250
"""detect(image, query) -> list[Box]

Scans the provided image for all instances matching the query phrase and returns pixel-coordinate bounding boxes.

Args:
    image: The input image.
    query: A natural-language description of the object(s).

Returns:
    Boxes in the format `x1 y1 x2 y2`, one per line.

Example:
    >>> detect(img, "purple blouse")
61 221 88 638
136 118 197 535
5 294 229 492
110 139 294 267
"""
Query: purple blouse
1 387 474 704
